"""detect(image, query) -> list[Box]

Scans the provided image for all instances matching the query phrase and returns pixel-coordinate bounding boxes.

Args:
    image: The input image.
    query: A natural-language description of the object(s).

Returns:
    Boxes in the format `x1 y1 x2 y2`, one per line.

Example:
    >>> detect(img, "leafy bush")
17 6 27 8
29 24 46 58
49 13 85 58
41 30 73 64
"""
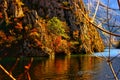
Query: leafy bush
47 17 65 36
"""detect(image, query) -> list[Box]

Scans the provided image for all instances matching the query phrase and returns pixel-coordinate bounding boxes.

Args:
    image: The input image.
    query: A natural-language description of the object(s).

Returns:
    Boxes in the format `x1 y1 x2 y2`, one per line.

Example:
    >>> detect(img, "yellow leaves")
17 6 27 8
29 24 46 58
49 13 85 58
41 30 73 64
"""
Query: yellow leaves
62 1 69 6
24 26 29 31
15 0 24 6
73 30 79 38
29 32 39 37
84 35 89 40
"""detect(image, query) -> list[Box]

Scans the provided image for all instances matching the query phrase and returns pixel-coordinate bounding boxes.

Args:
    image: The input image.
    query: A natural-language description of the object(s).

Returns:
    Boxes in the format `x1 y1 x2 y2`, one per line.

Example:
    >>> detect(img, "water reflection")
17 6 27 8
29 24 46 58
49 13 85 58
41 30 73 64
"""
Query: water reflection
0 55 120 80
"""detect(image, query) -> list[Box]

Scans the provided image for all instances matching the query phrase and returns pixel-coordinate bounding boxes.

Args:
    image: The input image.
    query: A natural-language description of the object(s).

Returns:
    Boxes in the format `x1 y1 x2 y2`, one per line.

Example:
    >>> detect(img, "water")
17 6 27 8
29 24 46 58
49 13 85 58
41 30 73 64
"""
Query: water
94 48 120 57
0 49 120 80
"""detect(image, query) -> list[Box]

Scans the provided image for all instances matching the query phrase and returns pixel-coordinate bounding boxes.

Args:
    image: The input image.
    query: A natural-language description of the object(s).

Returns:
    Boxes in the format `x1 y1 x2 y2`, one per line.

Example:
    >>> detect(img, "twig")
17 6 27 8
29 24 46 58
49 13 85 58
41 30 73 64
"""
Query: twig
0 64 16 80
110 53 120 61
92 0 100 22
9 58 20 74
107 0 111 61
99 1 119 11
116 68 120 76
26 72 31 80
107 62 118 80
74 2 120 37
106 0 118 79
24 57 33 80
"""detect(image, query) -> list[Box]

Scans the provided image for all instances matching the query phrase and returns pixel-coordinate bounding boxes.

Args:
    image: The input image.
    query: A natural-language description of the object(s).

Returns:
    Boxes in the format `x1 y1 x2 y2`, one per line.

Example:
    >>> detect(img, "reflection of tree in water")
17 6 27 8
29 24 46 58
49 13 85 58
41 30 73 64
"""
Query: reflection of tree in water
78 56 99 80
68 56 98 80
32 56 70 80
1 55 119 80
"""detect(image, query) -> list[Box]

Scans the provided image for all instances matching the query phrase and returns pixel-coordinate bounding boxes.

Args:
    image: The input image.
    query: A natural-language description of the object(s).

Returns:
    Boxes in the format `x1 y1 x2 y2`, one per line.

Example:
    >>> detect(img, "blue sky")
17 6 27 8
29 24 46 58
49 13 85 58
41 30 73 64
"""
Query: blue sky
84 0 119 9
101 0 119 9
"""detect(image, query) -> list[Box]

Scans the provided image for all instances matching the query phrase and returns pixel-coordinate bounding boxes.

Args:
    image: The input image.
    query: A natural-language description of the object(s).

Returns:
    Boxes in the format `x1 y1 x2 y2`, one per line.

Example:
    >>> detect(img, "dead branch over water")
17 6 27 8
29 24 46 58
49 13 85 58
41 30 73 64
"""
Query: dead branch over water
0 64 16 80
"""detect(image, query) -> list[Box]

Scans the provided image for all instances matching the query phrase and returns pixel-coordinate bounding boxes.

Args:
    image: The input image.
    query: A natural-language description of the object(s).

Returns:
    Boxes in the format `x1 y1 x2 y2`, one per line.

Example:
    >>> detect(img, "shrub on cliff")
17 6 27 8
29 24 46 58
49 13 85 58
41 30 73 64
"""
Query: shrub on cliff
48 17 65 36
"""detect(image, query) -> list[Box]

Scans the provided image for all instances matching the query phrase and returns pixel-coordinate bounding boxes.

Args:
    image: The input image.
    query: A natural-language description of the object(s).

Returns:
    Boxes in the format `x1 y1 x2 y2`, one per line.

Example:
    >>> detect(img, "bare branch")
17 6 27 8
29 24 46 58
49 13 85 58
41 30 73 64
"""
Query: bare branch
92 0 100 22
74 2 120 37
0 65 16 80
107 62 118 80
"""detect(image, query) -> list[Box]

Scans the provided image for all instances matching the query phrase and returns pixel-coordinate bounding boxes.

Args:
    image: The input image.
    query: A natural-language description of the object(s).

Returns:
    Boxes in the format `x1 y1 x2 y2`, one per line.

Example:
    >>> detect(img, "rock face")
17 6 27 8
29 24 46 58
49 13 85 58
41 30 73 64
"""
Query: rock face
0 0 104 57
23 0 104 53
9 0 24 17
23 0 79 31
0 0 24 18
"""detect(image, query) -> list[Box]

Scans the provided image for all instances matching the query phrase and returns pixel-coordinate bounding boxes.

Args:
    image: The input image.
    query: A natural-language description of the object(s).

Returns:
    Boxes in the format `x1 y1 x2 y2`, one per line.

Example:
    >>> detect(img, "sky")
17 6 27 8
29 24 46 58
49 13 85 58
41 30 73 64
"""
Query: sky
84 0 119 9
100 0 119 9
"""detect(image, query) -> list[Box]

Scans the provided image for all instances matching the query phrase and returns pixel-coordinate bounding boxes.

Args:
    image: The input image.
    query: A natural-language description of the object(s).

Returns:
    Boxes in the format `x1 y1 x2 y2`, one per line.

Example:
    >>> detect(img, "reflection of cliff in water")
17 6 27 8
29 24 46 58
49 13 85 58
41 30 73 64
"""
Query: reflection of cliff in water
1 55 120 80
30 56 102 80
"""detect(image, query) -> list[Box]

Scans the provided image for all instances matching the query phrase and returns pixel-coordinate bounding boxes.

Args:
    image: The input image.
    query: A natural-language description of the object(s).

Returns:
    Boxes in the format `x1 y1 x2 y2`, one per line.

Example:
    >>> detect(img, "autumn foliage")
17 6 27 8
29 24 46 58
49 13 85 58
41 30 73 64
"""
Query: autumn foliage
0 0 105 57
53 36 62 50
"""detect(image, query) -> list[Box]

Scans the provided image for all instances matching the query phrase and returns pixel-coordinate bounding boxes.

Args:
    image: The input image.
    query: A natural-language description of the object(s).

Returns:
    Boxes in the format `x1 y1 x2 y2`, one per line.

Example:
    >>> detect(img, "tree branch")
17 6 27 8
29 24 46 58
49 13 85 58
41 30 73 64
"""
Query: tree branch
0 64 16 80
74 2 120 37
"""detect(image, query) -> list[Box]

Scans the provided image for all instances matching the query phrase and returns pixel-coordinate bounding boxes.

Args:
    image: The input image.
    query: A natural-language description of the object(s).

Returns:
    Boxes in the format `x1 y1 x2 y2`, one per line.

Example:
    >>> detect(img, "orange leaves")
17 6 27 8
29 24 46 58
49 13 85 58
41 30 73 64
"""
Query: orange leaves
31 28 38 32
7 36 15 42
0 12 3 19
53 36 62 49
0 30 16 48
14 18 18 22
29 28 42 47
24 26 29 31
34 39 42 47
29 28 41 41
29 32 39 37
54 36 61 45
67 42 71 47
15 22 23 30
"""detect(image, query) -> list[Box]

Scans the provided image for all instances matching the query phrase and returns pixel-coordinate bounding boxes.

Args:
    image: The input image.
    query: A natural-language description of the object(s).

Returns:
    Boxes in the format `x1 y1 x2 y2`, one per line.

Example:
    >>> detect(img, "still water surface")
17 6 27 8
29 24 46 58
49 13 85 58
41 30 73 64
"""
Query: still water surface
0 49 120 80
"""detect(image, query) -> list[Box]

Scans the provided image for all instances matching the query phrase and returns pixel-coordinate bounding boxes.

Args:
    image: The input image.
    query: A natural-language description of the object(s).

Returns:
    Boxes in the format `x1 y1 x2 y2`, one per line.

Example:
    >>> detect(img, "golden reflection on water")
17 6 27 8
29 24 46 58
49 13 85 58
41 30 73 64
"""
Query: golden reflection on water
0 55 103 80
1 50 120 80
78 56 100 80
32 55 102 80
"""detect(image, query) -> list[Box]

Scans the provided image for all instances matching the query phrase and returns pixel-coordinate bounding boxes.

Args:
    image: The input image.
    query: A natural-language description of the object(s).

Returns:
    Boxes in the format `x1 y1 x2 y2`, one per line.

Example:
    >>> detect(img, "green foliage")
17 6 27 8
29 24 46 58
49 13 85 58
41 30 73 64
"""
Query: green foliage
62 1 69 6
48 17 65 36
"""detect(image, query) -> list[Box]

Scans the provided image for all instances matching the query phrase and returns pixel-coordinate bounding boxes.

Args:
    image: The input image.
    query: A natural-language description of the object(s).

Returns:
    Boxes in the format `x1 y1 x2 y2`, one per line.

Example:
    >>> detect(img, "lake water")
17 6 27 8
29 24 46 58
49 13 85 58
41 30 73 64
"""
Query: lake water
0 49 120 80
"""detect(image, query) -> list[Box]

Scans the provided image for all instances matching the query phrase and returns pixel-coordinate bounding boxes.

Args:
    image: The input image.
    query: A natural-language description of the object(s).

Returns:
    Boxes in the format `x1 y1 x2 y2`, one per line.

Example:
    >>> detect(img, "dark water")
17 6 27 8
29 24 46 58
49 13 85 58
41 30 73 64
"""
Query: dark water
1 49 120 80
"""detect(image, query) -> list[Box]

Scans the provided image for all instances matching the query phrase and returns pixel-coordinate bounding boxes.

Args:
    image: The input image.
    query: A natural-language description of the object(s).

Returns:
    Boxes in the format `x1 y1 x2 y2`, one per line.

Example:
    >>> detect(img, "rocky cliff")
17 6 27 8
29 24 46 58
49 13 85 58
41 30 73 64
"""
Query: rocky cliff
0 0 104 57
